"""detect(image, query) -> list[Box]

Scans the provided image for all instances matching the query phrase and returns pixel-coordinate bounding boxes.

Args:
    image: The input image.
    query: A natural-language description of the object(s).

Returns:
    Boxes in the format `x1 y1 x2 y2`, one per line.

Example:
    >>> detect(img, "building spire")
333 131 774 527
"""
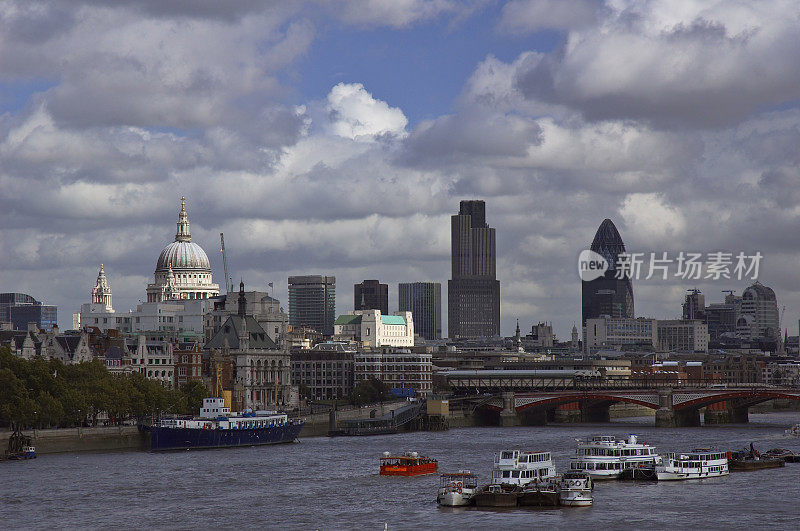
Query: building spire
238 280 247 317
92 263 113 310
175 196 191 242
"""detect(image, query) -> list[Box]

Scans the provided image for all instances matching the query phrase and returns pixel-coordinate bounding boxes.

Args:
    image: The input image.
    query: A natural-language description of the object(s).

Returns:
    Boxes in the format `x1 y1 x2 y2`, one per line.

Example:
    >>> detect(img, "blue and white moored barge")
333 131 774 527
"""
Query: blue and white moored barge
147 397 303 451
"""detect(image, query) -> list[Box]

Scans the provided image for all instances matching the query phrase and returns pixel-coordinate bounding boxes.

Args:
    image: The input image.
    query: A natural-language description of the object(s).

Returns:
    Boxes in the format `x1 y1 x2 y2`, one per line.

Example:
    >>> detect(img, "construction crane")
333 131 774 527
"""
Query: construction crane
220 233 232 293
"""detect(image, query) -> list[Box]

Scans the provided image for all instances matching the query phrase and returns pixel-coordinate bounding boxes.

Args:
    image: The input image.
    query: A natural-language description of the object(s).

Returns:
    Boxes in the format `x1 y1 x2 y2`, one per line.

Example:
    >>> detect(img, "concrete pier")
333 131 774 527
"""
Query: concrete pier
704 401 750 424
499 392 521 427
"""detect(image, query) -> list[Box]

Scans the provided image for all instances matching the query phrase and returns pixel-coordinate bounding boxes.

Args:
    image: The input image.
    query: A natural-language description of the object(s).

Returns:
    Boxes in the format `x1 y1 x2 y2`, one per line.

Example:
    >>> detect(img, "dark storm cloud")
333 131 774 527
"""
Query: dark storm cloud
398 110 543 167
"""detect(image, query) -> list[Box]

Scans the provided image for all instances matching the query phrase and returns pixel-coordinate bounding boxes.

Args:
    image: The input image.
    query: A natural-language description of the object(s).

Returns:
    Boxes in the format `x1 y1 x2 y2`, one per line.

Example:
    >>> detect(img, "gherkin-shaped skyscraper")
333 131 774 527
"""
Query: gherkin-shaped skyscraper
581 219 634 325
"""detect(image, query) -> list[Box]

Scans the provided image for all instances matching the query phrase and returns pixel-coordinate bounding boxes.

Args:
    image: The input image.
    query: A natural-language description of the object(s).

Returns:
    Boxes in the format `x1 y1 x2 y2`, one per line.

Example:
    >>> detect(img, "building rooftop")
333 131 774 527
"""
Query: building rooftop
334 314 362 326
381 315 406 326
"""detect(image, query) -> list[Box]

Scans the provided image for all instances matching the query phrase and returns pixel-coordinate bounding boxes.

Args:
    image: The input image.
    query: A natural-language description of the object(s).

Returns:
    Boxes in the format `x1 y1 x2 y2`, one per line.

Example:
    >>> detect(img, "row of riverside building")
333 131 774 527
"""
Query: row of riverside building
1 199 438 411
3 197 798 411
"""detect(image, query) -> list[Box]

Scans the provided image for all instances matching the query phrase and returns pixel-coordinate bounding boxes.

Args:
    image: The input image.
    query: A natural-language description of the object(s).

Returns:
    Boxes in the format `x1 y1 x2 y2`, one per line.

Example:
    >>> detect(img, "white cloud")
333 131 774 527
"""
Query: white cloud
325 83 408 141
620 192 687 242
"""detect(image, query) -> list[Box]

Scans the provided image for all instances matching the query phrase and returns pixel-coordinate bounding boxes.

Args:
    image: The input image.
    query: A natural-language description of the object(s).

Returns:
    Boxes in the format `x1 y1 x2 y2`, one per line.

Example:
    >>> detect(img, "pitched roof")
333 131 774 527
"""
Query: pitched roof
104 346 124 360
334 314 362 326
205 315 277 350
56 335 81 353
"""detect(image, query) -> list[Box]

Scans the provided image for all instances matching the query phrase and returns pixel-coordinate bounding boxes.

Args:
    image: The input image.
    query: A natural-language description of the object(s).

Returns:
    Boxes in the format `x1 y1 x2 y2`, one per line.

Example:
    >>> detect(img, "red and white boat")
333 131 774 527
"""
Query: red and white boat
380 451 438 476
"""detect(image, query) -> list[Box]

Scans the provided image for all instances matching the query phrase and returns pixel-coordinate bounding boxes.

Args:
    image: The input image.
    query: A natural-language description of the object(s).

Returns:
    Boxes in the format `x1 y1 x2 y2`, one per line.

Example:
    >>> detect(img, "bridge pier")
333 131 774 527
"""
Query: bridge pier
500 391 520 427
584 403 611 423
704 401 750 424
703 401 730 424
554 402 581 423
655 389 676 428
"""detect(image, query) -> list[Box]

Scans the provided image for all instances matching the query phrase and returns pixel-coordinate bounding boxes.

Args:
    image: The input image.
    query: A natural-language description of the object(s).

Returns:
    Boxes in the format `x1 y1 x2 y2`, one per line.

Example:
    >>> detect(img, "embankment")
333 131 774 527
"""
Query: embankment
0 426 145 455
298 400 410 437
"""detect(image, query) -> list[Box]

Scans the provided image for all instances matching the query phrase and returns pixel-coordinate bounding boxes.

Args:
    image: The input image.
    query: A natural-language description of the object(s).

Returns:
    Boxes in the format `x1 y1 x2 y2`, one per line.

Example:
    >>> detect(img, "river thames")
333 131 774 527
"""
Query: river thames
3 412 800 530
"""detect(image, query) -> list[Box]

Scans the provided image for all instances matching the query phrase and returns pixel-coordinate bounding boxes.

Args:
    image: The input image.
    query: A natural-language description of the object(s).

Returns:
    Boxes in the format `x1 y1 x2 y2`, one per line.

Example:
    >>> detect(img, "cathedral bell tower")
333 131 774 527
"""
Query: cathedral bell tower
91 264 114 312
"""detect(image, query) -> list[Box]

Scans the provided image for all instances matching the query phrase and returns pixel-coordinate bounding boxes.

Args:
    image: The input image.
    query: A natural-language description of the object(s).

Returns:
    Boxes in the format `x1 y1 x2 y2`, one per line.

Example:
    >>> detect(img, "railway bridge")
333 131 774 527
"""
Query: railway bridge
449 386 800 427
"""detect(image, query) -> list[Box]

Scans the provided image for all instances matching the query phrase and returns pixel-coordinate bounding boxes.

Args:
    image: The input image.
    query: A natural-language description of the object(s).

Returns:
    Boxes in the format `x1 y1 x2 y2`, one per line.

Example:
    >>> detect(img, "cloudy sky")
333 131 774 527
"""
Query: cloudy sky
2 0 800 339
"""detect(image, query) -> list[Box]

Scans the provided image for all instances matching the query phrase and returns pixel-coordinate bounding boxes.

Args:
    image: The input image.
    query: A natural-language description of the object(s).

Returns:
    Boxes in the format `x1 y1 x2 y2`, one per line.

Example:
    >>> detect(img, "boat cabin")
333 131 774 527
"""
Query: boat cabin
492 450 556 485
439 472 478 489
200 397 231 418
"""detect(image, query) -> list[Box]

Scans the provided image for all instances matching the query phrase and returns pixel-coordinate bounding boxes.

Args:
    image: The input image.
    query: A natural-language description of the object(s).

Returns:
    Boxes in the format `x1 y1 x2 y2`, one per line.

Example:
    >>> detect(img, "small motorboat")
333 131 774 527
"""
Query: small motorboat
380 451 438 476
784 424 800 437
437 471 479 507
558 472 594 506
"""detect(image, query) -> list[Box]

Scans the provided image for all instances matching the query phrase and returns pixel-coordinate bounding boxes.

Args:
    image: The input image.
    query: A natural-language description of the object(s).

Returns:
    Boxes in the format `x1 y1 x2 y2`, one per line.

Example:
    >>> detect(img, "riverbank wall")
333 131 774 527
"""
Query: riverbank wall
0 426 145 456
298 400 410 437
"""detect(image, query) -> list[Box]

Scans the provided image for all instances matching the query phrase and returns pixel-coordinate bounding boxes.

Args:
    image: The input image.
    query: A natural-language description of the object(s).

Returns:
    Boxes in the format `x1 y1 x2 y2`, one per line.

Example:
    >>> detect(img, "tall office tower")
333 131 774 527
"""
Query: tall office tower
738 281 780 350
682 289 706 321
288 275 336 336
398 282 442 341
0 293 58 331
581 219 634 326
447 200 501 338
354 280 388 315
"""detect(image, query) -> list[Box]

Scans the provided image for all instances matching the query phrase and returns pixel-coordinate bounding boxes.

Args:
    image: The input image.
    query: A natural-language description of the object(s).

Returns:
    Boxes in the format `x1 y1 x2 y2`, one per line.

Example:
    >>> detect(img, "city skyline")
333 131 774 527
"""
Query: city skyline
2 2 800 339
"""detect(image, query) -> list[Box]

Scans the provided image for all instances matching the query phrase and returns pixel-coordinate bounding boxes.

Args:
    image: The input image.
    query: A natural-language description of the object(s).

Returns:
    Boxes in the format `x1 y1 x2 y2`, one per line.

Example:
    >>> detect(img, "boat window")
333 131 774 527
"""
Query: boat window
503 471 510 478
501 451 514 460
512 471 520 478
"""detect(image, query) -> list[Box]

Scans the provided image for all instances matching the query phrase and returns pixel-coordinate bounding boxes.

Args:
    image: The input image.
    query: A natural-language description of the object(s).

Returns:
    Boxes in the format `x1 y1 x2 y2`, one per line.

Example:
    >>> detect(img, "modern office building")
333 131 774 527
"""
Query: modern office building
737 282 780 350
656 319 709 353
448 200 500 338
354 348 433 395
354 279 388 315
398 282 441 341
682 289 705 321
581 219 634 325
288 275 336 336
291 342 356 401
0 293 58 331
584 317 656 352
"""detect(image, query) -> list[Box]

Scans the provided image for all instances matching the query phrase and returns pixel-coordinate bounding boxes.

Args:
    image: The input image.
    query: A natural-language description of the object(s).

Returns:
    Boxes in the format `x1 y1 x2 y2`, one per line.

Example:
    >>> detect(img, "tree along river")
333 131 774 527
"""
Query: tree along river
3 412 800 530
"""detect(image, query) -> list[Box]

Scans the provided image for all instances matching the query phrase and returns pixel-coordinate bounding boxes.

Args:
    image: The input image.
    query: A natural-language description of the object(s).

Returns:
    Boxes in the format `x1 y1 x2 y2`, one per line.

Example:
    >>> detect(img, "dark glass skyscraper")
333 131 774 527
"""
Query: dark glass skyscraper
581 219 634 325
288 275 336 336
354 279 388 315
399 282 441 340
448 200 500 338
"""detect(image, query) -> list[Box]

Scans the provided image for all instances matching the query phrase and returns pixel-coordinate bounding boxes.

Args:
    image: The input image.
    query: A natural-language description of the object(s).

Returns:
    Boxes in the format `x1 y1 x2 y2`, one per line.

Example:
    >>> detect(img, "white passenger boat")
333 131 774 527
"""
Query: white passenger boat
569 435 660 479
437 471 478 506
558 471 594 506
491 450 557 485
656 450 729 480
474 450 557 508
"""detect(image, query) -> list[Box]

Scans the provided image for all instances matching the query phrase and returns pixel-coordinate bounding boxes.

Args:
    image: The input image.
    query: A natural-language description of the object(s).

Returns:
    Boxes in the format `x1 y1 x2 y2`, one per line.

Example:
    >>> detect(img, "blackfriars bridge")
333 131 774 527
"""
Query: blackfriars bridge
448 386 800 427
